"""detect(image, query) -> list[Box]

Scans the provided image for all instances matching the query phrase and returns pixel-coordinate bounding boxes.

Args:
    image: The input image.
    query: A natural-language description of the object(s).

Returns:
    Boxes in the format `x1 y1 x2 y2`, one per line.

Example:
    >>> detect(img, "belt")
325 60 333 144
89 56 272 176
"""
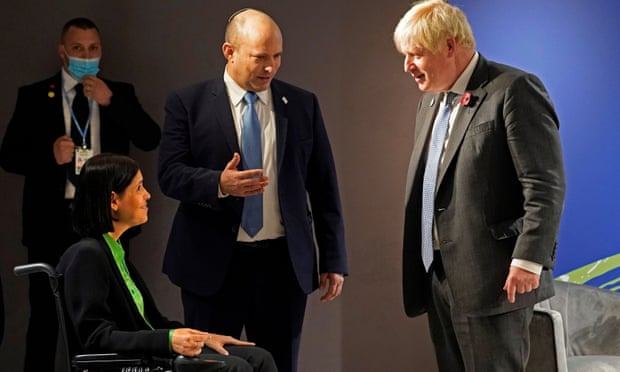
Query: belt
236 237 286 249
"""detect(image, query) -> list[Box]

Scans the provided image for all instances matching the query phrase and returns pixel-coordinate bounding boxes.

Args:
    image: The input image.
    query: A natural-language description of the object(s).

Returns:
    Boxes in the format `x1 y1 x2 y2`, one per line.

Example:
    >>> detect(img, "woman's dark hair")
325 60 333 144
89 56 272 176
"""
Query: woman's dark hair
72 153 140 238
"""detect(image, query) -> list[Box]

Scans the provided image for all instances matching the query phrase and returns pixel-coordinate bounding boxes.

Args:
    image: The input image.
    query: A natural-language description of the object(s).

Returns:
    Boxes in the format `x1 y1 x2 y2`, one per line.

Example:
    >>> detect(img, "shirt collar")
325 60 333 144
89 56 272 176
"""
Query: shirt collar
61 68 80 92
449 51 479 95
223 69 270 107
103 233 125 261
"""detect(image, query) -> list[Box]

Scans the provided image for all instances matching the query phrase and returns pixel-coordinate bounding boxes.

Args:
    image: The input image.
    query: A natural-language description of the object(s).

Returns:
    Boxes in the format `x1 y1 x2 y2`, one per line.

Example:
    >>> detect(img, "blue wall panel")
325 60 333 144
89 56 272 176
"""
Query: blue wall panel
459 0 620 289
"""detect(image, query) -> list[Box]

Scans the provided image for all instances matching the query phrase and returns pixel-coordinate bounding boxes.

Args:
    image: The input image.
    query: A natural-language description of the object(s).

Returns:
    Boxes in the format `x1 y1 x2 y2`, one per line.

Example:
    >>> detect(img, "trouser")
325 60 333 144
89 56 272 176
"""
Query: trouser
182 238 307 372
200 345 278 372
427 251 534 372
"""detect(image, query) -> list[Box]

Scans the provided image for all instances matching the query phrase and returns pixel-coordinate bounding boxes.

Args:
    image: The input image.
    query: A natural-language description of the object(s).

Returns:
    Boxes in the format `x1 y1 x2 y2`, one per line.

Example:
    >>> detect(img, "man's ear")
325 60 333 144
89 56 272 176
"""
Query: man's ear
222 42 234 61
57 44 67 66
446 37 456 55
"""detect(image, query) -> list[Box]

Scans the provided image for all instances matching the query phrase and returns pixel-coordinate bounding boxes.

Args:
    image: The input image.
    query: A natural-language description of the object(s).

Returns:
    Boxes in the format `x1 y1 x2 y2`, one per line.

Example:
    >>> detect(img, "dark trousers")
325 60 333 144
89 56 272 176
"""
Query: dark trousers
182 238 307 372
200 345 278 372
427 252 534 372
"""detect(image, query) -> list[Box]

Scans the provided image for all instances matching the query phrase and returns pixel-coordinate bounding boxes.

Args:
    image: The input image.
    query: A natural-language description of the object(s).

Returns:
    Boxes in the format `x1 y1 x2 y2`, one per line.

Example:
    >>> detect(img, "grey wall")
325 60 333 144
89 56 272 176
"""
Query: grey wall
0 1 435 371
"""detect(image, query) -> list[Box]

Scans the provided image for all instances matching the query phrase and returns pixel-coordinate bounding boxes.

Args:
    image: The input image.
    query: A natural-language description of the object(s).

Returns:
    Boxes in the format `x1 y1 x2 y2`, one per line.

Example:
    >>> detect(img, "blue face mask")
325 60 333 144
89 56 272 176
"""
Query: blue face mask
66 55 100 81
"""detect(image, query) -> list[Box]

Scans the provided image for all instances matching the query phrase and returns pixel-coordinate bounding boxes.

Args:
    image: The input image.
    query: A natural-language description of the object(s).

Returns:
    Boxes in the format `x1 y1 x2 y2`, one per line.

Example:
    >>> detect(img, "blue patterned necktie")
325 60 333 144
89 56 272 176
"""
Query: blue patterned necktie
421 92 456 271
240 92 263 237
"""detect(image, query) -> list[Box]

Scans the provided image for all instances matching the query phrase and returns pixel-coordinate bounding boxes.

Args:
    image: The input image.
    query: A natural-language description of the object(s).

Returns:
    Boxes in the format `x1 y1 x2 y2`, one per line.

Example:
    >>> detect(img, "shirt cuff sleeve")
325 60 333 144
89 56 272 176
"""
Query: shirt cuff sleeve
511 258 542 275
218 185 228 198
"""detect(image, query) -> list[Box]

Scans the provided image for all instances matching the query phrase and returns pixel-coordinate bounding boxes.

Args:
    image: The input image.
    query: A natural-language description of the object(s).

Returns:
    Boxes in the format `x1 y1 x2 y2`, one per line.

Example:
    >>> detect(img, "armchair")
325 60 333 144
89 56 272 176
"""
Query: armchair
528 280 620 372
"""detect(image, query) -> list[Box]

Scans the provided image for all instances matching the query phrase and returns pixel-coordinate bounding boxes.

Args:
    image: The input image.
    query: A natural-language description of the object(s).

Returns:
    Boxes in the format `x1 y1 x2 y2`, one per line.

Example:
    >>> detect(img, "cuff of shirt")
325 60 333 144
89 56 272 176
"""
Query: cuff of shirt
511 258 542 275
218 185 228 198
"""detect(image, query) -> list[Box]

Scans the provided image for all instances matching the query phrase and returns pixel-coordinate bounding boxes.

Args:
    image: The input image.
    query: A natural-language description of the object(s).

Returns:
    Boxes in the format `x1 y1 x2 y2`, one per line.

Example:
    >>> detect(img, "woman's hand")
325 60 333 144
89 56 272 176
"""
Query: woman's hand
171 328 256 356
171 328 210 356
203 333 256 355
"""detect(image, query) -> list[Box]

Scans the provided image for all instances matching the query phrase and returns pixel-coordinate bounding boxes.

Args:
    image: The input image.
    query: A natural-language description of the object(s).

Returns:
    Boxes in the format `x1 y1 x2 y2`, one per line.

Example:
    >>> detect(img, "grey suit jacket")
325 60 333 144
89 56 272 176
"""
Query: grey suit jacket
403 55 566 317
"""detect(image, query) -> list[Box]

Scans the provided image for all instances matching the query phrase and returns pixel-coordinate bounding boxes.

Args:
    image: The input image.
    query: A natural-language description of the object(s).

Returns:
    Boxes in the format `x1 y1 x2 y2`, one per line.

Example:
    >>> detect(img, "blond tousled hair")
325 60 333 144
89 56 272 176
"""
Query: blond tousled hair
393 0 476 54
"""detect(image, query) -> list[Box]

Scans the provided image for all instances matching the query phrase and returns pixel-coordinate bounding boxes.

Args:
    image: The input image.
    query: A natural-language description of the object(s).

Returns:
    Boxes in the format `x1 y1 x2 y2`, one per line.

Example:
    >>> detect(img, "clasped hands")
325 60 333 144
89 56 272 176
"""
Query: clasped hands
219 152 269 197
171 328 255 357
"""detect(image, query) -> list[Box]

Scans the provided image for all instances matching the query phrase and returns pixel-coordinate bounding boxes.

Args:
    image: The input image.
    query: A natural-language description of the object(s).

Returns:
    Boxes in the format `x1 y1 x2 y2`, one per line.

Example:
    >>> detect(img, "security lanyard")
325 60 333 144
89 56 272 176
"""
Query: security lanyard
62 79 92 148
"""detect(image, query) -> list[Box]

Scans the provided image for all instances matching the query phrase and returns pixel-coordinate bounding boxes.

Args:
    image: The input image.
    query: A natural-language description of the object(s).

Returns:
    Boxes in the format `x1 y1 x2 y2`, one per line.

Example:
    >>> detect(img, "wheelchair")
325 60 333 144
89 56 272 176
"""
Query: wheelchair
14 262 224 372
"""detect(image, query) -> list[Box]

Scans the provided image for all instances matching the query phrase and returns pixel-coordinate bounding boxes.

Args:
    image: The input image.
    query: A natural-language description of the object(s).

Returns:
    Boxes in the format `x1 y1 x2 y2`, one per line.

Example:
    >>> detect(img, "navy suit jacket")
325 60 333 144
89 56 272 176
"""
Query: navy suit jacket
158 77 348 296
0 72 161 248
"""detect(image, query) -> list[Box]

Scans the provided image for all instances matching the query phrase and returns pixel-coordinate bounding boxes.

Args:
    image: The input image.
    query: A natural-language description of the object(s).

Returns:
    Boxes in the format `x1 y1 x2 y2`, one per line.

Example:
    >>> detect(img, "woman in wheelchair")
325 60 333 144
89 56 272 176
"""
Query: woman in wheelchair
57 153 278 372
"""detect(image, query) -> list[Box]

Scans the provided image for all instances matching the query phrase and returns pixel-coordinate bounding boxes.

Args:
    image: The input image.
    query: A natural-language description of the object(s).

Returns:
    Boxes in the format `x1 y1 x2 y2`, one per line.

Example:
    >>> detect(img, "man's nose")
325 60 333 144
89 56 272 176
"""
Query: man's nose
404 55 414 72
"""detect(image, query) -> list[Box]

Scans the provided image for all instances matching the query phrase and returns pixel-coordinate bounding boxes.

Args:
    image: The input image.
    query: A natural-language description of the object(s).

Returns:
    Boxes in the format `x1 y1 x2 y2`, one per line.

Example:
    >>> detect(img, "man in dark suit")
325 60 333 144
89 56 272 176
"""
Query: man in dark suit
158 8 348 372
393 1 566 371
0 17 161 372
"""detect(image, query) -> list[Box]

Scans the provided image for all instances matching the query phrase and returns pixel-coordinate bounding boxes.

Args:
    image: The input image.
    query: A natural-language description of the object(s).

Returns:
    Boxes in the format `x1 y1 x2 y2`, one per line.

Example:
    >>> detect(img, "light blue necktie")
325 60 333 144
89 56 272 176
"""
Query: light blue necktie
240 92 263 237
421 92 456 271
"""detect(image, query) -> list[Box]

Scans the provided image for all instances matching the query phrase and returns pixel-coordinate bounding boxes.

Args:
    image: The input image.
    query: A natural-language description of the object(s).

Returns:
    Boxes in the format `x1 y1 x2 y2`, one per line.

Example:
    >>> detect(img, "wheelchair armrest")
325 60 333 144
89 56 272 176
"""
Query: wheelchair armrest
174 355 226 372
72 353 145 367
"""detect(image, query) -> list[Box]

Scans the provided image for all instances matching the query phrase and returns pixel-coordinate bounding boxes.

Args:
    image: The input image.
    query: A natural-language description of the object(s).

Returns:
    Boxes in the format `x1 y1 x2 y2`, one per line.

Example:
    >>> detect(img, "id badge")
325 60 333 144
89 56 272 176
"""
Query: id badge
74 147 94 175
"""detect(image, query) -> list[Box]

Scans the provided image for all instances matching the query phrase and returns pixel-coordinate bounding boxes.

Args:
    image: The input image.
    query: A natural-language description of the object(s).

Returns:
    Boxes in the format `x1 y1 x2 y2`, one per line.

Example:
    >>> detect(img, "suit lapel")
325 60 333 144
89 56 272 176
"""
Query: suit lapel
213 79 240 153
50 74 66 135
437 57 490 187
405 93 441 204
270 82 289 173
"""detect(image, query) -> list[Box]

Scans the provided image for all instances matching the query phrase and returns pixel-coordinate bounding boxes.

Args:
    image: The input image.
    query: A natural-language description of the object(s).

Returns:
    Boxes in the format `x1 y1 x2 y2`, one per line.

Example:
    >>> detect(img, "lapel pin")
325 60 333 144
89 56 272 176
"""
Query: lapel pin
282 96 288 104
460 92 477 107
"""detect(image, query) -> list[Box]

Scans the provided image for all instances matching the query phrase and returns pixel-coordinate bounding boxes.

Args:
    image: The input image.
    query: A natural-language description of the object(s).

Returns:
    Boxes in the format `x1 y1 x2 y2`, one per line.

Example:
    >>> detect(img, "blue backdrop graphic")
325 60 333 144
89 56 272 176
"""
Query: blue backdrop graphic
460 0 620 289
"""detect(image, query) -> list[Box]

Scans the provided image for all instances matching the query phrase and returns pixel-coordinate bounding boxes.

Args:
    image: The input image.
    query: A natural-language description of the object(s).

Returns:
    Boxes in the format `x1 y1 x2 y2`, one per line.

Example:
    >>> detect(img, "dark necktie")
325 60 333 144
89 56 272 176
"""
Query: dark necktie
68 83 90 185
240 92 263 237
421 92 456 271
71 83 90 148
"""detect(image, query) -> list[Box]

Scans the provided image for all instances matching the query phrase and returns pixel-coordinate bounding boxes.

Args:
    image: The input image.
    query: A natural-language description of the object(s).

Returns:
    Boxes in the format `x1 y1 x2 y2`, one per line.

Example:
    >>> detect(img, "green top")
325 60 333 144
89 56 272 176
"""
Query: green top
103 233 154 330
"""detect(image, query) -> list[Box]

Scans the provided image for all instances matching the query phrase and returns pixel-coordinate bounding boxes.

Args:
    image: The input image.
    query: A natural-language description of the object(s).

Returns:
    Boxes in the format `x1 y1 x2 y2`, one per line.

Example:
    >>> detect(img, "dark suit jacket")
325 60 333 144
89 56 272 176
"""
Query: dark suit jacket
0 73 161 248
57 237 183 357
158 77 348 296
403 55 566 317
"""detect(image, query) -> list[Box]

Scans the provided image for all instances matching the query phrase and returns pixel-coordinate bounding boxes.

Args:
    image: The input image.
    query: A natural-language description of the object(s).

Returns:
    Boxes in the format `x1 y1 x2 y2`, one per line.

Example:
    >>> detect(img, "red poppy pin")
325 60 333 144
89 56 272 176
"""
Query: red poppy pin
460 92 472 107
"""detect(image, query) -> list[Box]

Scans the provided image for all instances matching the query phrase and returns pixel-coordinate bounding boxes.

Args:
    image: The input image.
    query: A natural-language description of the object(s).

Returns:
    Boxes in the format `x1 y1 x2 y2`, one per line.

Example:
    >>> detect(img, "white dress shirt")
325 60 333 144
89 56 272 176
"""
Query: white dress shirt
223 70 285 242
